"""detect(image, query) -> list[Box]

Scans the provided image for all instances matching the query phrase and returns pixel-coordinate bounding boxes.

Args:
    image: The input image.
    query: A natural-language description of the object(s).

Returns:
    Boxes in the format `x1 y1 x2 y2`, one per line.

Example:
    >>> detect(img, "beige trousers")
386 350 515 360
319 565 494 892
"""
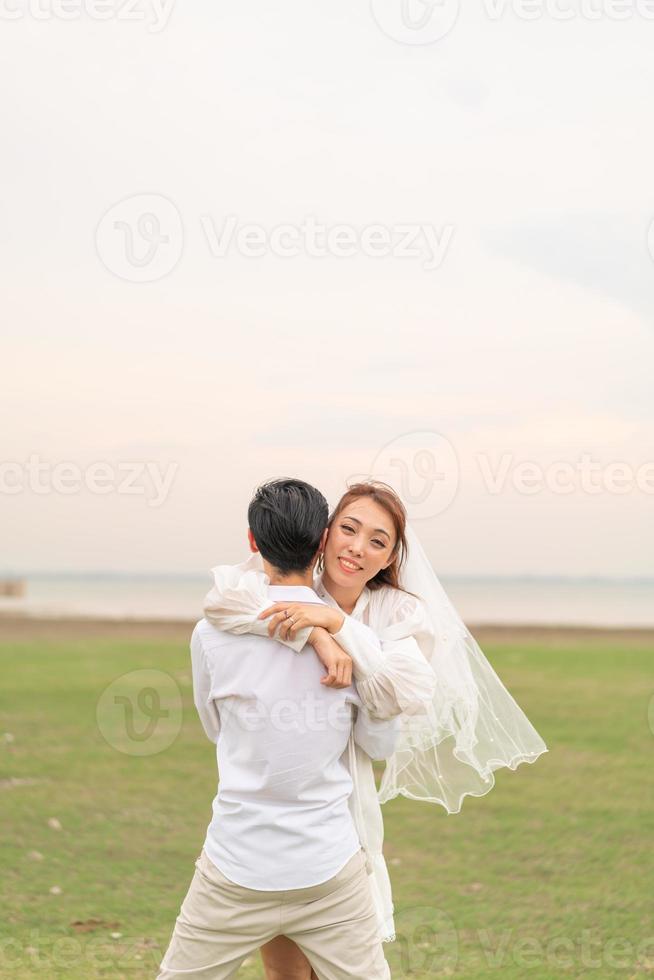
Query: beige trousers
157 847 391 980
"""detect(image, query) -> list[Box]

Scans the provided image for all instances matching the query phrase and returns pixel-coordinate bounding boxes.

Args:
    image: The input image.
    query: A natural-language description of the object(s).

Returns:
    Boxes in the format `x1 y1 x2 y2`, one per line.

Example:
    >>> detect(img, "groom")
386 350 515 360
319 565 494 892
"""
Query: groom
157 478 397 980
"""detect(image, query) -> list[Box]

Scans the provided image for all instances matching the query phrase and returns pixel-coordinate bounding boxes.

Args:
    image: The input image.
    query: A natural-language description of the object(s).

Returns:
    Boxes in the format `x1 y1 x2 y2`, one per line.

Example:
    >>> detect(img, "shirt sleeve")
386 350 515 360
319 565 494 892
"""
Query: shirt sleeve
330 617 386 678
331 592 437 721
352 703 401 761
237 609 312 654
190 624 221 743
203 560 312 653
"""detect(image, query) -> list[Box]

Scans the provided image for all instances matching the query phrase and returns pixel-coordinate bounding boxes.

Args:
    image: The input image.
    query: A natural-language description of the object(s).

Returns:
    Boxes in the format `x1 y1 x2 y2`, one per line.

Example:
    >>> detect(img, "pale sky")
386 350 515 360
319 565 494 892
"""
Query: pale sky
2 1 653 576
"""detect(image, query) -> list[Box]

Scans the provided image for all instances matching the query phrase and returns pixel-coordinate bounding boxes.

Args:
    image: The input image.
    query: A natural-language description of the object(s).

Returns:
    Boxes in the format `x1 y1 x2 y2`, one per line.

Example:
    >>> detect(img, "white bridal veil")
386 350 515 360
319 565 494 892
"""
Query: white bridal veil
379 520 548 811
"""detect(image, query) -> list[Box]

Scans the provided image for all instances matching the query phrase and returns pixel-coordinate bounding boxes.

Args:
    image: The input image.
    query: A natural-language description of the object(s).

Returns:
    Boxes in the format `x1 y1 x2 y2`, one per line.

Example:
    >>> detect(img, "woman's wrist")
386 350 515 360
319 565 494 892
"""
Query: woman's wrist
308 626 329 648
327 609 345 634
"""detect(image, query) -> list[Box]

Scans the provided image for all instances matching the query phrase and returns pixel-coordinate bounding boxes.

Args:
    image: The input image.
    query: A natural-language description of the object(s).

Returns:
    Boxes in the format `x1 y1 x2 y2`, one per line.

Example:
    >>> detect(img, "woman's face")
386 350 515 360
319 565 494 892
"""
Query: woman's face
323 497 397 589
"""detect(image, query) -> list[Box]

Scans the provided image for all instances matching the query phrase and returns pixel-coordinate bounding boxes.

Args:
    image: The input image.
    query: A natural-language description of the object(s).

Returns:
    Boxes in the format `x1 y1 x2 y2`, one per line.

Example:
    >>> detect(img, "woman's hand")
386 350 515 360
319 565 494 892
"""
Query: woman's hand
257 602 345 641
308 628 354 688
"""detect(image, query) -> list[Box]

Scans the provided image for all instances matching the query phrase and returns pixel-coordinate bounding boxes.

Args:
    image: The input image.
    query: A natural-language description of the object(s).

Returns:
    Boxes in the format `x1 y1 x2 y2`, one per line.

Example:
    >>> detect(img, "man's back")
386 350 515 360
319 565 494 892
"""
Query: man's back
159 480 394 979
190 585 363 890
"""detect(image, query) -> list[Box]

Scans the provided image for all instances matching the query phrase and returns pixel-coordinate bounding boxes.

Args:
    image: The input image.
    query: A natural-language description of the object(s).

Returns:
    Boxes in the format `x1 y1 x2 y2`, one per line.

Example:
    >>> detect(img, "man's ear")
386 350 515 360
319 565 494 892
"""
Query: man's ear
247 528 259 553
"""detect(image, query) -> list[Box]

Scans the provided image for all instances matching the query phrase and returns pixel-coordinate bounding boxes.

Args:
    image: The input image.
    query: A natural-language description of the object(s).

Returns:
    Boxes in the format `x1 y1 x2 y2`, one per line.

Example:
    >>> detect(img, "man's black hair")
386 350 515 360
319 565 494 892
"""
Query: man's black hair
247 478 328 575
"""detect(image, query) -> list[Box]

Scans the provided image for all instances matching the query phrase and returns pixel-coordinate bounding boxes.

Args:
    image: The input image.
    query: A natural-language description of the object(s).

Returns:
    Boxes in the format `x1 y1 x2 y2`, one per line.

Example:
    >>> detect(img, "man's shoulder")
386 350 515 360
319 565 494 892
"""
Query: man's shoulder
267 584 326 605
191 617 245 651
191 617 279 654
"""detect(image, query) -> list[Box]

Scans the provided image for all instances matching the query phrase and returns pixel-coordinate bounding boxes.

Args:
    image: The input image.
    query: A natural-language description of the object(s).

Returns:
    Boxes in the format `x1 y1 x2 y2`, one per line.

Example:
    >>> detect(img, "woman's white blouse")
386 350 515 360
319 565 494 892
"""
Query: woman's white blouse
203 555 438 942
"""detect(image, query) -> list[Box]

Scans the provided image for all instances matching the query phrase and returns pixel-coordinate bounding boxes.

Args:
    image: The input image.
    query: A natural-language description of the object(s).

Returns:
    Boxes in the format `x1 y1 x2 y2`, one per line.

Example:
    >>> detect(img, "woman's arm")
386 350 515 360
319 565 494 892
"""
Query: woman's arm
203 561 437 721
260 594 438 721
203 562 391 689
306 627 354 688
329 594 437 720
203 555 314 653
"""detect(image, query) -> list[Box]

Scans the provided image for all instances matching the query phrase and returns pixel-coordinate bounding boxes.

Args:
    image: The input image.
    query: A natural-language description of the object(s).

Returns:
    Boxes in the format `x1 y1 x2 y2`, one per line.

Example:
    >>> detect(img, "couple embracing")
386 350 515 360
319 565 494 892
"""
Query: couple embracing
157 478 547 979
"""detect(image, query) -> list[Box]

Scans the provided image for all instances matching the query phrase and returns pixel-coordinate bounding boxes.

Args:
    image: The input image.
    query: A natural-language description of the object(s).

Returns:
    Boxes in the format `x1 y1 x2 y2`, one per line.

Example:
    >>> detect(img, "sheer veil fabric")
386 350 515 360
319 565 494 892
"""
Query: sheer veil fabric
381 522 548 812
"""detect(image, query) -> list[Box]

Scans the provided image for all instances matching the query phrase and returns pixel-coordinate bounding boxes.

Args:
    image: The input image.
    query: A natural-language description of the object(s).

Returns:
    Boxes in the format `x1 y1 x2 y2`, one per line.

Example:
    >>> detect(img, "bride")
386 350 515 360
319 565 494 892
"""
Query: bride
203 480 548 980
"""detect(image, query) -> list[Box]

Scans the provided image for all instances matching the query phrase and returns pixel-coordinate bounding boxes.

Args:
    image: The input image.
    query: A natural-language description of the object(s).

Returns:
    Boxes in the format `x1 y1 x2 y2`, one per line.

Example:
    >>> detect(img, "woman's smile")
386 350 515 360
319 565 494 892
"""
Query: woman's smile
338 556 363 574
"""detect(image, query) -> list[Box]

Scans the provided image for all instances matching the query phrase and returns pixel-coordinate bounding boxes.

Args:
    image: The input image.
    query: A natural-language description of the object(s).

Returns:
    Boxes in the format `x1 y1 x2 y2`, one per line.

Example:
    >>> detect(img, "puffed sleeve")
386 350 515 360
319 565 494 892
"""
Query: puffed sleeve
203 555 312 653
352 704 401 761
336 590 437 721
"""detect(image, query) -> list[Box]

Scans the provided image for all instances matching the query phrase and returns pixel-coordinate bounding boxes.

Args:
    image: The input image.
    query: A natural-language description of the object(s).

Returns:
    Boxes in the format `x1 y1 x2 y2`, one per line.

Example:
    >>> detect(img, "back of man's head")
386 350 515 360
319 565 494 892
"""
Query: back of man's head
248 478 328 575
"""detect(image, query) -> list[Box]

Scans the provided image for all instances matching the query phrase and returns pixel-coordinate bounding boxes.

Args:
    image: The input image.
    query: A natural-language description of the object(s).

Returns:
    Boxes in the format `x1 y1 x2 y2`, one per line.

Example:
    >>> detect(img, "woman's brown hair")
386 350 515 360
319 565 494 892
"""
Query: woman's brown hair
317 480 410 592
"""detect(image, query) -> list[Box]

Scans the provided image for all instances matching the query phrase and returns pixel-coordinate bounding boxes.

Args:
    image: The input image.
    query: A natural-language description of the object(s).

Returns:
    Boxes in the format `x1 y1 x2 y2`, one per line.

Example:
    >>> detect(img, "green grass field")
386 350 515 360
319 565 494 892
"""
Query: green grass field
1 622 652 979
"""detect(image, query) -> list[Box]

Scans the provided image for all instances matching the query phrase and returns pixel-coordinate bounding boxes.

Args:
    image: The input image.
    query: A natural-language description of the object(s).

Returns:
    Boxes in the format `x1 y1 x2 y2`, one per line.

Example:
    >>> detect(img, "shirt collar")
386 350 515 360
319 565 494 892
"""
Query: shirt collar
313 569 371 618
241 552 325 605
267 584 325 604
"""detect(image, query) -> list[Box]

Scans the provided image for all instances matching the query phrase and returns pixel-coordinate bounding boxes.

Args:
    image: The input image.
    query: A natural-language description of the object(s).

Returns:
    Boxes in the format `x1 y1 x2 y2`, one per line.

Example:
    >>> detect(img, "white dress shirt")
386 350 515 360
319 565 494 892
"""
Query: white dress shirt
202 556 437 941
190 583 400 891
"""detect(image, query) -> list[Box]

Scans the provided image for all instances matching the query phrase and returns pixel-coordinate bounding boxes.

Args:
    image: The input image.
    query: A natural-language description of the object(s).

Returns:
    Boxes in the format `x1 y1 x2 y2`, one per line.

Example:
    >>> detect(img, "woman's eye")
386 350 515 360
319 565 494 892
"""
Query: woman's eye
340 524 384 548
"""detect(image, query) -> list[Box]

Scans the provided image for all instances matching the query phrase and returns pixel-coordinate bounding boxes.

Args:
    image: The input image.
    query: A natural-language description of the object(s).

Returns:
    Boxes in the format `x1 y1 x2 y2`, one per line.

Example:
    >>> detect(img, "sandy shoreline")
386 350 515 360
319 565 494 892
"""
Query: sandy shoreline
0 614 652 646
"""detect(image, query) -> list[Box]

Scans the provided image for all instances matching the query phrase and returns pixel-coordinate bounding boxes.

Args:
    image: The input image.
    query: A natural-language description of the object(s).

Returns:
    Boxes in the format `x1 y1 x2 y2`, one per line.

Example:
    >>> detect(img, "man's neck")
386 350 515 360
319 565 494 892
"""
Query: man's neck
268 574 314 587
263 562 314 588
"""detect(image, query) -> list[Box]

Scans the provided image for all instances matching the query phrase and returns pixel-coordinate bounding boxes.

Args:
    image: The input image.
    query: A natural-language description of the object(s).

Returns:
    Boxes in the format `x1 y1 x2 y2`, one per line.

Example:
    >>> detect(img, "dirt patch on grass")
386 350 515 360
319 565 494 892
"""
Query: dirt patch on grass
0 616 194 642
2 616 652 647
